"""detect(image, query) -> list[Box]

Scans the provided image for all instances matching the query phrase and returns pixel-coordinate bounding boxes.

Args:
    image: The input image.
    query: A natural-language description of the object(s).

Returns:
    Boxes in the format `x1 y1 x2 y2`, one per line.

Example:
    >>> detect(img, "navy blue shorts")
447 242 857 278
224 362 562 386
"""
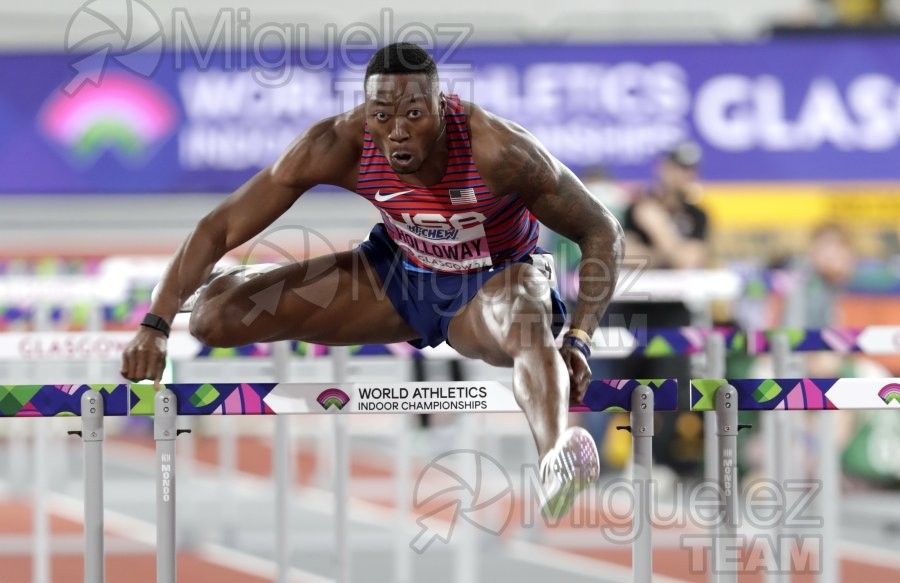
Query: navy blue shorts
358 223 568 348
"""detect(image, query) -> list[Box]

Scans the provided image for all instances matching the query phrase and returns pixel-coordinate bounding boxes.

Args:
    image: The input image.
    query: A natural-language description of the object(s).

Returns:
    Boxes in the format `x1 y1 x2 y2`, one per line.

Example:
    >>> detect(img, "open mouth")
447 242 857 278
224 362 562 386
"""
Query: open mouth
391 152 414 166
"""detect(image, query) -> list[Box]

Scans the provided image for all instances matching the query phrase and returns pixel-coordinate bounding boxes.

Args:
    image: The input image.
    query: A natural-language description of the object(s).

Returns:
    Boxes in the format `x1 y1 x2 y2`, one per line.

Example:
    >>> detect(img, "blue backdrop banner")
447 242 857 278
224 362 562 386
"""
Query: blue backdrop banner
3 39 900 193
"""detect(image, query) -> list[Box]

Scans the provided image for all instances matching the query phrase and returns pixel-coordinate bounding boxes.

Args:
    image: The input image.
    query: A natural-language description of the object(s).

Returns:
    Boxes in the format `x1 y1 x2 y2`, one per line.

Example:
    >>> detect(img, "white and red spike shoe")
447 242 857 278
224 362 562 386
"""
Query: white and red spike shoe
539 426 600 519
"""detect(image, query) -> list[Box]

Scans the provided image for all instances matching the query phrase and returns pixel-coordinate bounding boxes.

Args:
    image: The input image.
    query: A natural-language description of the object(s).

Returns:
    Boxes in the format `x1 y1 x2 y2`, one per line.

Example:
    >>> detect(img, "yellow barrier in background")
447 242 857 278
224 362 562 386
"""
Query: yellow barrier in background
699 183 900 258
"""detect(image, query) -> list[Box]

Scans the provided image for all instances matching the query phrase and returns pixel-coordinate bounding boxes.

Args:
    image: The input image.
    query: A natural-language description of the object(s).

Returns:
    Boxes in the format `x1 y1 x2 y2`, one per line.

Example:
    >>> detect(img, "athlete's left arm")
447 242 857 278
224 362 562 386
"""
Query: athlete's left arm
478 115 624 400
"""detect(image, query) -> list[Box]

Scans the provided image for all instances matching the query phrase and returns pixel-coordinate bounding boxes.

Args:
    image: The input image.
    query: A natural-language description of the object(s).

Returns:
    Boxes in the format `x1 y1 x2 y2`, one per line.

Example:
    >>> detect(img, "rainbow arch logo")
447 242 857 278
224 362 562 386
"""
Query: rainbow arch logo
878 383 900 405
317 388 351 411
39 72 177 166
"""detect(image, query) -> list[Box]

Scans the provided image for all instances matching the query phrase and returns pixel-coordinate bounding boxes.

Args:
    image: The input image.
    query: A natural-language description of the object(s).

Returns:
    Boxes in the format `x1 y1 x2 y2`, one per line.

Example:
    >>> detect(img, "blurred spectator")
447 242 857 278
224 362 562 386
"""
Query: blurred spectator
781 222 856 329
622 141 708 270
591 141 712 477
742 224 868 486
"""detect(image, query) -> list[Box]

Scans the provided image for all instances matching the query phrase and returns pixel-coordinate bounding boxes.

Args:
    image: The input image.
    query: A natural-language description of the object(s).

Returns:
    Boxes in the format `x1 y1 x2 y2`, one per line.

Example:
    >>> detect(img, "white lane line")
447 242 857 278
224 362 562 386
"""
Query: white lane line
508 539 696 583
48 493 156 547
46 493 332 583
841 541 900 571
196 544 334 583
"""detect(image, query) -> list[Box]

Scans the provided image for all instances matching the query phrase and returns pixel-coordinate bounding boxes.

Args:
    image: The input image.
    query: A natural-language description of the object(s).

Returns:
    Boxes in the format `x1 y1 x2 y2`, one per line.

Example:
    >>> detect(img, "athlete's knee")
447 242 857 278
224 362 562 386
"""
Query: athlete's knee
492 265 554 353
187 271 254 346
189 292 243 347
189 304 222 347
503 265 553 320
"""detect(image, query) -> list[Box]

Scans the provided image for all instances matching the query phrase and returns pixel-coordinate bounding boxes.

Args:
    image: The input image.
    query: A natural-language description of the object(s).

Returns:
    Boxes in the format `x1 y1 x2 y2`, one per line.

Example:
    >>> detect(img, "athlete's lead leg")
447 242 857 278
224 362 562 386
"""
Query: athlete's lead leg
448 263 599 518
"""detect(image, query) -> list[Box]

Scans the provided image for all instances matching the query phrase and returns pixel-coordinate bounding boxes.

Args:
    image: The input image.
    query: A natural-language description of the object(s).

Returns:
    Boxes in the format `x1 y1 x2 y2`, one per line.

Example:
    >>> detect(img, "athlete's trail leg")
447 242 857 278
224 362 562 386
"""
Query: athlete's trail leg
189 249 418 347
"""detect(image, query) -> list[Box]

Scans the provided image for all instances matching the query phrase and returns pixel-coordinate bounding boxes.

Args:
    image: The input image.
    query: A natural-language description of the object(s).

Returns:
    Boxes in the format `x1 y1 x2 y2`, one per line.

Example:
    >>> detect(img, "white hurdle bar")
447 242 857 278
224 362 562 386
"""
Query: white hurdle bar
0 379 662 583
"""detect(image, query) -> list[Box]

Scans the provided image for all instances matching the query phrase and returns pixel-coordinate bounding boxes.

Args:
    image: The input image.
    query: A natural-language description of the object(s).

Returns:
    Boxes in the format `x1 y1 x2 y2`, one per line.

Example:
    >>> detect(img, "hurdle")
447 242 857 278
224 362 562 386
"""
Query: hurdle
0 376 677 583
692 376 900 582
4 324 900 583
743 327 900 583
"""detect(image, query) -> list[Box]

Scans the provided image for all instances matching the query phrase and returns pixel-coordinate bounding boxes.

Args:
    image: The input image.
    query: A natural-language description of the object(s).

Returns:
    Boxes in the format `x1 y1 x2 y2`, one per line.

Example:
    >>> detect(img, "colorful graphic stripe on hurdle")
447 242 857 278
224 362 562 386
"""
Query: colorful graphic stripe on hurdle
0 384 129 417
0 379 678 417
577 379 677 411
691 378 900 410
628 327 744 357
746 327 900 355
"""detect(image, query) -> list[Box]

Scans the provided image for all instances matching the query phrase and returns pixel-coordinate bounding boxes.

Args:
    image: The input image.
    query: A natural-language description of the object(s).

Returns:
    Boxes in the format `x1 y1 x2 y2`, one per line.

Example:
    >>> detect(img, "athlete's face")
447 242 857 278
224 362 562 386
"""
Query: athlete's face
364 74 445 175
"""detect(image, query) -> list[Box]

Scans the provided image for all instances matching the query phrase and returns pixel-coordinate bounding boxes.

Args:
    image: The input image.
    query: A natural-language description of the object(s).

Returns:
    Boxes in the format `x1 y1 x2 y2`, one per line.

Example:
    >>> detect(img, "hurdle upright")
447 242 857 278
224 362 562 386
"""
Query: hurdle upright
692 376 900 582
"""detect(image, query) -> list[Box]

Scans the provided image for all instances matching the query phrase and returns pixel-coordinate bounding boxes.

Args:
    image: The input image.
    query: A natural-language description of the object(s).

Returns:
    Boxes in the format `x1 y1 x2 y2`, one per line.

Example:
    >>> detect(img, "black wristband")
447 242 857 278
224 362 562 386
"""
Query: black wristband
141 313 171 337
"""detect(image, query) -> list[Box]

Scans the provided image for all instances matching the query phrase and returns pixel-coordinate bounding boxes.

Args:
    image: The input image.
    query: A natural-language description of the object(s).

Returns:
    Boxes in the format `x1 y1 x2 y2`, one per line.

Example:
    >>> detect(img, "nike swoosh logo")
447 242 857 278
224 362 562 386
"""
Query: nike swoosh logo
374 189 415 202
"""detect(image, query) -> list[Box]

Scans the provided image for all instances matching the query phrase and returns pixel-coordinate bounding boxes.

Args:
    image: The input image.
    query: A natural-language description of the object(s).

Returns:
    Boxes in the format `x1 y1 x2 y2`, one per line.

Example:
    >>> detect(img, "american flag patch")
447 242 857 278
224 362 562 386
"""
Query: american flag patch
449 187 477 205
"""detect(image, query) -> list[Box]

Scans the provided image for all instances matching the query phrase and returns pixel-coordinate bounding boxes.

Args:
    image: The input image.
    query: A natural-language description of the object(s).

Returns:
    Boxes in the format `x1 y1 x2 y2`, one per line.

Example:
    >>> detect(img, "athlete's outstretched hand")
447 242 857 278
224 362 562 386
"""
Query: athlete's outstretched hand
121 327 168 384
560 345 591 406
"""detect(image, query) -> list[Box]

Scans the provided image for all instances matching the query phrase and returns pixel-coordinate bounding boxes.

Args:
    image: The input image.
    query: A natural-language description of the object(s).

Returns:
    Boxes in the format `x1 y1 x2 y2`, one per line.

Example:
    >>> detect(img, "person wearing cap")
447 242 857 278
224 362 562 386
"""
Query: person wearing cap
622 141 708 269
599 141 711 478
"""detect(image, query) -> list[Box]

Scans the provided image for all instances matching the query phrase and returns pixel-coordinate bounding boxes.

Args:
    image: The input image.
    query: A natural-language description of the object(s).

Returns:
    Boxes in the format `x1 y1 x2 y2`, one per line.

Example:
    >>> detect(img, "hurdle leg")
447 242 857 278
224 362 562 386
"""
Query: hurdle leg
453 359 479 583
715 384 739 583
394 413 412 583
454 413 479 583
80 390 105 583
79 303 107 583
32 306 51 583
631 385 654 583
33 421 50 583
272 341 293 583
170 365 196 551
332 346 351 583
216 334 239 552
816 412 838 583
274 415 292 583
218 415 237 546
394 354 424 583
704 332 726 583
768 332 793 583
155 388 178 583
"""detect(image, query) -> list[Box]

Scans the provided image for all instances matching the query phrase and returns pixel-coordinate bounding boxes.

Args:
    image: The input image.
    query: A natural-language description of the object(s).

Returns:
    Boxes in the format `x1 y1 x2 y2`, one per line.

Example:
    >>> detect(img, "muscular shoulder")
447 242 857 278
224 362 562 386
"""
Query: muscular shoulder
463 101 559 197
271 106 366 191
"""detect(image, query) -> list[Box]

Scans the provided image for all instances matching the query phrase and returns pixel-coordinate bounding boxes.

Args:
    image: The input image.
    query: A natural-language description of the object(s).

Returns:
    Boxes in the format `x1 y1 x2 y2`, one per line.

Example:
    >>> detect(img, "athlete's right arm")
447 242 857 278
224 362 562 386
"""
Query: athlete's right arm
120 110 364 382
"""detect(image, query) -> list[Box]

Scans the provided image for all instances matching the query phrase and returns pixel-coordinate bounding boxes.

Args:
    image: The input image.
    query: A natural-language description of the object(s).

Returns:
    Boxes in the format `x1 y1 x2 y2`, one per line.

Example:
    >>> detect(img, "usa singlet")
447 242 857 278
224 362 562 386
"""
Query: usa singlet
356 95 540 273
